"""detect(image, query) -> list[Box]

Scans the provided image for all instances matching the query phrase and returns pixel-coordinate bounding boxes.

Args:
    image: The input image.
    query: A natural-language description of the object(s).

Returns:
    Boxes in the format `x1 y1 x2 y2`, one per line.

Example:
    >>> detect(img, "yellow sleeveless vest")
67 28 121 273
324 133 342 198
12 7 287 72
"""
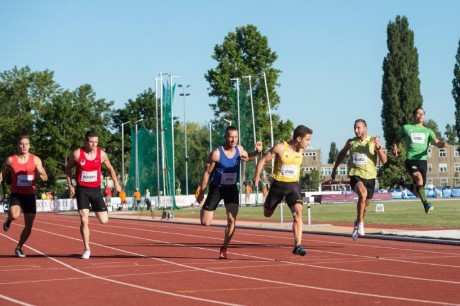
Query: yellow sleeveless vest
273 142 302 182
348 136 377 179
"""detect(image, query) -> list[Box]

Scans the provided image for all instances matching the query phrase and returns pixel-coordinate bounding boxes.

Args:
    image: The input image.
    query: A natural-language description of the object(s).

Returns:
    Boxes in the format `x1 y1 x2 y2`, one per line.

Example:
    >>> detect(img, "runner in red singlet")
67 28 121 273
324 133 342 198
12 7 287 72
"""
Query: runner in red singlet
65 131 122 259
0 135 48 258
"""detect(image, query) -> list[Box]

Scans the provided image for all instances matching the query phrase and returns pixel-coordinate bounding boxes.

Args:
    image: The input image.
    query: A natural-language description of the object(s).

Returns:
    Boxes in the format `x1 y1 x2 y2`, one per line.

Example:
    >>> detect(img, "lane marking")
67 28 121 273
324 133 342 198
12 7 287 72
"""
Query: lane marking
12 223 460 305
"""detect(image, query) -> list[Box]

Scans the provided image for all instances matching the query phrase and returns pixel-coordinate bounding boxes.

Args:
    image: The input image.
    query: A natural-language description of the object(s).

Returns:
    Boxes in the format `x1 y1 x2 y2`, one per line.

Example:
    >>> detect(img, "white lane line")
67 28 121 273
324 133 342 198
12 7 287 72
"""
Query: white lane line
0 233 240 306
0 294 34 306
18 224 460 305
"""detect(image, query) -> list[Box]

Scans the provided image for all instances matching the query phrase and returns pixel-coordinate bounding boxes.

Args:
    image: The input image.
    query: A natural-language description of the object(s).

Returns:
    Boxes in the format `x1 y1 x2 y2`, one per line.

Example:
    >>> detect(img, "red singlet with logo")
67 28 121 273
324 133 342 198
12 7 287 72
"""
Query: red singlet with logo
76 147 102 188
11 154 36 195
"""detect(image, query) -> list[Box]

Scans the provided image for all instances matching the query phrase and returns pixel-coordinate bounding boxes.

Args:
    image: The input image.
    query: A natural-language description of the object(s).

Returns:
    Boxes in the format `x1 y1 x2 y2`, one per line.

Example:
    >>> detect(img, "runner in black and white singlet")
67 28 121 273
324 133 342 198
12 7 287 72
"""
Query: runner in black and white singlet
196 126 262 259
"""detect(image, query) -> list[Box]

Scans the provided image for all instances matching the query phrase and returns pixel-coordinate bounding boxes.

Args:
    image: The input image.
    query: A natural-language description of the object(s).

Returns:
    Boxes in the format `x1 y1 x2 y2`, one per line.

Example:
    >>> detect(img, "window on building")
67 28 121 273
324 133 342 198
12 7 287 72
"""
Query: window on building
428 164 432 173
455 149 460 157
428 148 432 158
440 178 448 187
439 149 447 157
322 167 333 176
439 163 447 172
455 163 460 172
338 166 347 175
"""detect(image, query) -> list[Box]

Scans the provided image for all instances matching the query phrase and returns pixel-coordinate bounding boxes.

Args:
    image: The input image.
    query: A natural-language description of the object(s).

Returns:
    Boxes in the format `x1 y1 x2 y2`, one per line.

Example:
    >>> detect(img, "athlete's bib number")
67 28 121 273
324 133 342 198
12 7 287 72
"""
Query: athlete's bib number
81 170 98 182
410 132 426 144
352 153 367 166
281 165 298 178
17 174 33 186
221 172 237 185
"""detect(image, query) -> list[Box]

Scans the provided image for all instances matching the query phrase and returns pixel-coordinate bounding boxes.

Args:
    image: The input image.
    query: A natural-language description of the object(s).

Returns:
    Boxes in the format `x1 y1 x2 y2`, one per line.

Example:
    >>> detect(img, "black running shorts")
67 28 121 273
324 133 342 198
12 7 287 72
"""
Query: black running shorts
264 180 303 211
405 159 428 186
202 185 239 211
10 193 37 214
349 176 376 199
75 185 107 212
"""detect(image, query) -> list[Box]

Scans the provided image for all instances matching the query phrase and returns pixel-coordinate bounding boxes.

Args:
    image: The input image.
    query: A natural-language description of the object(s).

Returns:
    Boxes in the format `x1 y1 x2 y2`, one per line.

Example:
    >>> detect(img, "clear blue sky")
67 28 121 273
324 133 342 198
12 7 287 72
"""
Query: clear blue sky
1 1 459 163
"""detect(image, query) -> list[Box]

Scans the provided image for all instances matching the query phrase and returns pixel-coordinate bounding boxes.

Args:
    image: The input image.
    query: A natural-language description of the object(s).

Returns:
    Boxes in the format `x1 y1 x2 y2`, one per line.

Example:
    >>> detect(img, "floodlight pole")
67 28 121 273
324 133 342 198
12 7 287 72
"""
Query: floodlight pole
230 77 243 204
230 78 241 145
243 75 258 204
134 118 144 190
159 72 167 207
243 75 257 149
169 74 179 197
178 84 191 195
154 76 160 209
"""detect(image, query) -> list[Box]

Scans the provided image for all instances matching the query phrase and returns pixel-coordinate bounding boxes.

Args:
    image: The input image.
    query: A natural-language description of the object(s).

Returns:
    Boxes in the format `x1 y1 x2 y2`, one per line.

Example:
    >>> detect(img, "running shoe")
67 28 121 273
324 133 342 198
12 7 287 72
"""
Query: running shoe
424 202 433 214
292 245 307 256
352 220 359 241
391 178 407 188
3 218 11 232
219 247 227 259
358 222 365 237
15 249 26 258
81 249 91 259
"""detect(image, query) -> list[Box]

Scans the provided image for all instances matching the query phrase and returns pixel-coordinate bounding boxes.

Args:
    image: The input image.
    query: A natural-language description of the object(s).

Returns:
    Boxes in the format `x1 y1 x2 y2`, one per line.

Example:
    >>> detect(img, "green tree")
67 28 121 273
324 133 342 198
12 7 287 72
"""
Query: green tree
204 24 294 183
380 16 422 187
0 66 61 194
444 124 457 145
204 24 293 150
300 169 320 191
453 39 460 144
328 142 339 164
424 119 443 140
381 16 423 147
35 84 114 195
0 66 59 157
111 88 158 185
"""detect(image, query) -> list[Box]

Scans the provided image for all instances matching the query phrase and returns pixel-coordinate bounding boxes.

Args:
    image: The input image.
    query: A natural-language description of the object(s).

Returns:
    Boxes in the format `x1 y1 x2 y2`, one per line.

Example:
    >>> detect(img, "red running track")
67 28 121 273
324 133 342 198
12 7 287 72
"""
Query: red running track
1 212 460 305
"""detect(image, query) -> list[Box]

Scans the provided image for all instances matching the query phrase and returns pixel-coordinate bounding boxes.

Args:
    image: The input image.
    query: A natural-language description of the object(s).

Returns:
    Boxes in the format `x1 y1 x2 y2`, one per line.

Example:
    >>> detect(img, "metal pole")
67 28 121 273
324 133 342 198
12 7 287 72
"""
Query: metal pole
230 78 242 205
154 77 160 209
244 75 258 204
169 74 178 197
159 73 166 208
178 84 191 196
135 119 143 190
263 72 274 172
208 121 212 152
121 120 130 189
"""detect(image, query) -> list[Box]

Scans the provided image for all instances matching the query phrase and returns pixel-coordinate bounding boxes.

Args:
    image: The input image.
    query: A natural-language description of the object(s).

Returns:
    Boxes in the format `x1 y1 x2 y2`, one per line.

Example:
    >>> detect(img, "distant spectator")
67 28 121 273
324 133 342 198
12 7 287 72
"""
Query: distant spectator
261 184 268 203
133 188 141 210
105 185 112 207
245 183 252 205
145 188 151 210
119 189 127 211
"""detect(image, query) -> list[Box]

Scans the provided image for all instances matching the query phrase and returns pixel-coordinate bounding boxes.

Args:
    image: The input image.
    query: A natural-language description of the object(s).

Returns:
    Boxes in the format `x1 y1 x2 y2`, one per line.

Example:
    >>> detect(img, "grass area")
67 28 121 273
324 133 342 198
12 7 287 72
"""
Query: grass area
160 199 460 228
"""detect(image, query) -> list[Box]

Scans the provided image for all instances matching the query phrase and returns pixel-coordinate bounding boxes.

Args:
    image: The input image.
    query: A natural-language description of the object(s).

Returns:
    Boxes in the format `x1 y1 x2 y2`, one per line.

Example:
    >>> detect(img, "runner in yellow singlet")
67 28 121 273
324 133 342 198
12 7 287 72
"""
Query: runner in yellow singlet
253 125 313 256
331 119 387 240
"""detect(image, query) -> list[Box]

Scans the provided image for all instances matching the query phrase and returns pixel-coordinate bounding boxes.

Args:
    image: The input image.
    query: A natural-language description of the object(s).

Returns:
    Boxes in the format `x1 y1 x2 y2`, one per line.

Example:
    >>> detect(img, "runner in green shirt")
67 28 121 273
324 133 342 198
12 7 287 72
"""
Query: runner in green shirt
392 107 448 213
